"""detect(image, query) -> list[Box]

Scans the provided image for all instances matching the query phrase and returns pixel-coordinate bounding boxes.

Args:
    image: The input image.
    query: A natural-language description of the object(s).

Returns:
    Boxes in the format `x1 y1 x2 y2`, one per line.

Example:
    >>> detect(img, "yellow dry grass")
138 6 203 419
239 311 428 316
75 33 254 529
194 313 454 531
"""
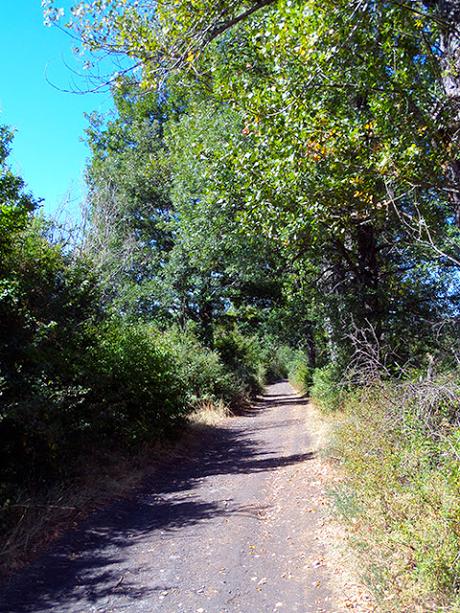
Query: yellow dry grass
304 400 378 613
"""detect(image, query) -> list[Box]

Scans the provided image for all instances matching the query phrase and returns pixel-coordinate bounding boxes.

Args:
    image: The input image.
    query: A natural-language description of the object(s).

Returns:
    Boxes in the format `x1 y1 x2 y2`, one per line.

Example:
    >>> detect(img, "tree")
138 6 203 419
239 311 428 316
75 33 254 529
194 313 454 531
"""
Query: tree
426 0 460 223
49 0 459 363
163 99 286 344
0 126 38 264
45 1 459 221
83 78 174 318
84 81 286 343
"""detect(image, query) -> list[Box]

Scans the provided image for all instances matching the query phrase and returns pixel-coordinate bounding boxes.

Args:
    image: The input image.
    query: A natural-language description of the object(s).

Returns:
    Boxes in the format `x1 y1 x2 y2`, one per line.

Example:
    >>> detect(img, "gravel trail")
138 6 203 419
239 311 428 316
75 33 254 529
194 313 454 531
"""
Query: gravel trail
0 381 335 613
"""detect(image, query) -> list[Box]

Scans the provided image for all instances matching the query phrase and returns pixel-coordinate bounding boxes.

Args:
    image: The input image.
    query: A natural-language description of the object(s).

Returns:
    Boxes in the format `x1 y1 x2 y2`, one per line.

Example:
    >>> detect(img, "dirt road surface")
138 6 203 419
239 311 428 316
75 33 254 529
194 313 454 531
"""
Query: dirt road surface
0 381 337 613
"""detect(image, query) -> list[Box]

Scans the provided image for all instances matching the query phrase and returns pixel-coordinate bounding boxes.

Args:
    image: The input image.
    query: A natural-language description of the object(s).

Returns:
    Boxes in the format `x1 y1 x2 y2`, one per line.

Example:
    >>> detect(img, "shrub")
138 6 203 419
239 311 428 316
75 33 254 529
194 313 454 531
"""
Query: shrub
164 327 237 406
286 350 313 393
310 364 342 411
0 223 189 500
85 322 189 444
214 327 265 396
263 344 296 382
0 222 103 489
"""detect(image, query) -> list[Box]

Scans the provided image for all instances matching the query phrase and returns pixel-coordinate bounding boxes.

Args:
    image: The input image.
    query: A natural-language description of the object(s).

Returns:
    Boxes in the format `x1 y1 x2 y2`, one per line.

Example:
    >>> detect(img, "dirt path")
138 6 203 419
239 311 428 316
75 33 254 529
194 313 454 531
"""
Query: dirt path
0 382 337 613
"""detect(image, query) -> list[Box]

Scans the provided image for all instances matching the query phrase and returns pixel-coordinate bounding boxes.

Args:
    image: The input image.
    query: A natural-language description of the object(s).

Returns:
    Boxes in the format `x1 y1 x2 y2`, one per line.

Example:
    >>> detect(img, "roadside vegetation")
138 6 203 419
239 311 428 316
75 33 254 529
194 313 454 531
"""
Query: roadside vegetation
0 1 459 608
330 377 460 611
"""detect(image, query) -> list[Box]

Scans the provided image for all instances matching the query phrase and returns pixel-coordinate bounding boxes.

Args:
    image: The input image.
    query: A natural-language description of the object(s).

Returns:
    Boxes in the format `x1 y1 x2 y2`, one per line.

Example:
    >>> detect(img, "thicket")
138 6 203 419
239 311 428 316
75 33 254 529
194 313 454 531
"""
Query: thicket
0 218 271 493
1 219 176 495
0 132 280 548
305 326 460 609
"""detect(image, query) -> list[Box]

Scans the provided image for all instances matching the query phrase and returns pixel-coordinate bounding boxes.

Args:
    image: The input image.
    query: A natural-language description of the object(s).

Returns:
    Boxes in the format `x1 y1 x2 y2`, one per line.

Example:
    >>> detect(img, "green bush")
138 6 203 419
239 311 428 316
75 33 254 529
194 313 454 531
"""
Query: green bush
286 350 313 393
0 223 189 500
85 322 189 443
310 364 342 411
0 221 103 488
263 344 297 382
164 327 237 406
214 327 265 396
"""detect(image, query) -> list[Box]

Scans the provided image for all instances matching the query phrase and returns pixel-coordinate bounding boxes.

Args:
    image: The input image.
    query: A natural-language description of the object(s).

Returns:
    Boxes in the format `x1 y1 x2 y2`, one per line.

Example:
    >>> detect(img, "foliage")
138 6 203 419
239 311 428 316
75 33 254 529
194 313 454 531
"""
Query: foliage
85 321 189 443
0 126 38 263
163 100 286 343
84 85 286 345
50 0 460 369
310 365 343 412
214 327 266 396
262 344 294 382
0 219 103 493
287 352 313 395
164 327 238 406
83 78 174 318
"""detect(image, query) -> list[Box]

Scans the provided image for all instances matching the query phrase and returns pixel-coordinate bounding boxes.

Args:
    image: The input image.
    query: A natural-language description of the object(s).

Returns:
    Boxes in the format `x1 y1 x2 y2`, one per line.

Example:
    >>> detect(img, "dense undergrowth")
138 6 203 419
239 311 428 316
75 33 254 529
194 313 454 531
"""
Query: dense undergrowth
282 341 460 610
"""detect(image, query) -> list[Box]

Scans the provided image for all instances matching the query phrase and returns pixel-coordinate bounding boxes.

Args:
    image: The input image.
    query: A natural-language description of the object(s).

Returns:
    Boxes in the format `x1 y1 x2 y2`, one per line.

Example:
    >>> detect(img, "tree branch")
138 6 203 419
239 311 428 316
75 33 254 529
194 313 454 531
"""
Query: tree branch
207 0 277 43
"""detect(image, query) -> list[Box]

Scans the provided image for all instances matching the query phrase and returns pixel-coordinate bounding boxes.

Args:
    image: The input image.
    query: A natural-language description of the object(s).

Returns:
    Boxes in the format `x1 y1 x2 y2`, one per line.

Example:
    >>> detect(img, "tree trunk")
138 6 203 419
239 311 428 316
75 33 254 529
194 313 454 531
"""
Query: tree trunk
355 223 383 340
304 323 317 369
199 298 214 348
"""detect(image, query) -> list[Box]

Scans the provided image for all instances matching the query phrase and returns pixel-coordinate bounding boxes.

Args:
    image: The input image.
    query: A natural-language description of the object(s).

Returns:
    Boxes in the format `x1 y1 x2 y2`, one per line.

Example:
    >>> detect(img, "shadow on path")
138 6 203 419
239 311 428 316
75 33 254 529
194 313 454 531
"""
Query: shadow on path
0 388 313 613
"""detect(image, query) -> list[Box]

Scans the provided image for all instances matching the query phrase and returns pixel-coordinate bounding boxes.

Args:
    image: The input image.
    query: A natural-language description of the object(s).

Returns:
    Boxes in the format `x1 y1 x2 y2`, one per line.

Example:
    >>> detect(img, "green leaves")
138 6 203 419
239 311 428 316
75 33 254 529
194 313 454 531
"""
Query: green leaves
0 127 39 265
49 0 460 364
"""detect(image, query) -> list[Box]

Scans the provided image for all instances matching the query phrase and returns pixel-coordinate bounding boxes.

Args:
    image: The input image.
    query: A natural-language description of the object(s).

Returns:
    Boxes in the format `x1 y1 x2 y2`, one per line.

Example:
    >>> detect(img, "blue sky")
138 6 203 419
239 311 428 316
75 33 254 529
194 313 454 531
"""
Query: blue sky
1 3 114 221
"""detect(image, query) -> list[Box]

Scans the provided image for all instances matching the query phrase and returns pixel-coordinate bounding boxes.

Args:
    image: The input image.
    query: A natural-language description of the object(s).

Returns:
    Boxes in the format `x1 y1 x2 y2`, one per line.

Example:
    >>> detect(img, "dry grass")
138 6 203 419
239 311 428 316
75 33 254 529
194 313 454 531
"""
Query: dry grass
0 444 165 578
304 400 378 612
324 381 460 613
187 398 231 427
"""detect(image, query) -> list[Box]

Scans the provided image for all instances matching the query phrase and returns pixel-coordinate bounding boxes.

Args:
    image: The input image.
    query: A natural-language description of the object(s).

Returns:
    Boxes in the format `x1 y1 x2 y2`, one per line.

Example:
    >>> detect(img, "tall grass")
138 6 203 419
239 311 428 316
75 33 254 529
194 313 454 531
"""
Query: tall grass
325 375 460 612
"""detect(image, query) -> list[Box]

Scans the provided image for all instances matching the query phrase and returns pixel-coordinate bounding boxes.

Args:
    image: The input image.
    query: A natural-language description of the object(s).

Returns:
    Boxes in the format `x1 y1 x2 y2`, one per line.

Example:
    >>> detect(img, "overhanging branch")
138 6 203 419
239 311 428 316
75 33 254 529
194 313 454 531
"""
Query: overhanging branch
207 0 277 43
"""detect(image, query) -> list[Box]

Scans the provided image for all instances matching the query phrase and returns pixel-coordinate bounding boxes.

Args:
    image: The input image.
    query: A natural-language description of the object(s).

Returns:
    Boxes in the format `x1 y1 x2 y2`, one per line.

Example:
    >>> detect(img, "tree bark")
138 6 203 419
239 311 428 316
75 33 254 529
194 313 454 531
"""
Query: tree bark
355 223 383 340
